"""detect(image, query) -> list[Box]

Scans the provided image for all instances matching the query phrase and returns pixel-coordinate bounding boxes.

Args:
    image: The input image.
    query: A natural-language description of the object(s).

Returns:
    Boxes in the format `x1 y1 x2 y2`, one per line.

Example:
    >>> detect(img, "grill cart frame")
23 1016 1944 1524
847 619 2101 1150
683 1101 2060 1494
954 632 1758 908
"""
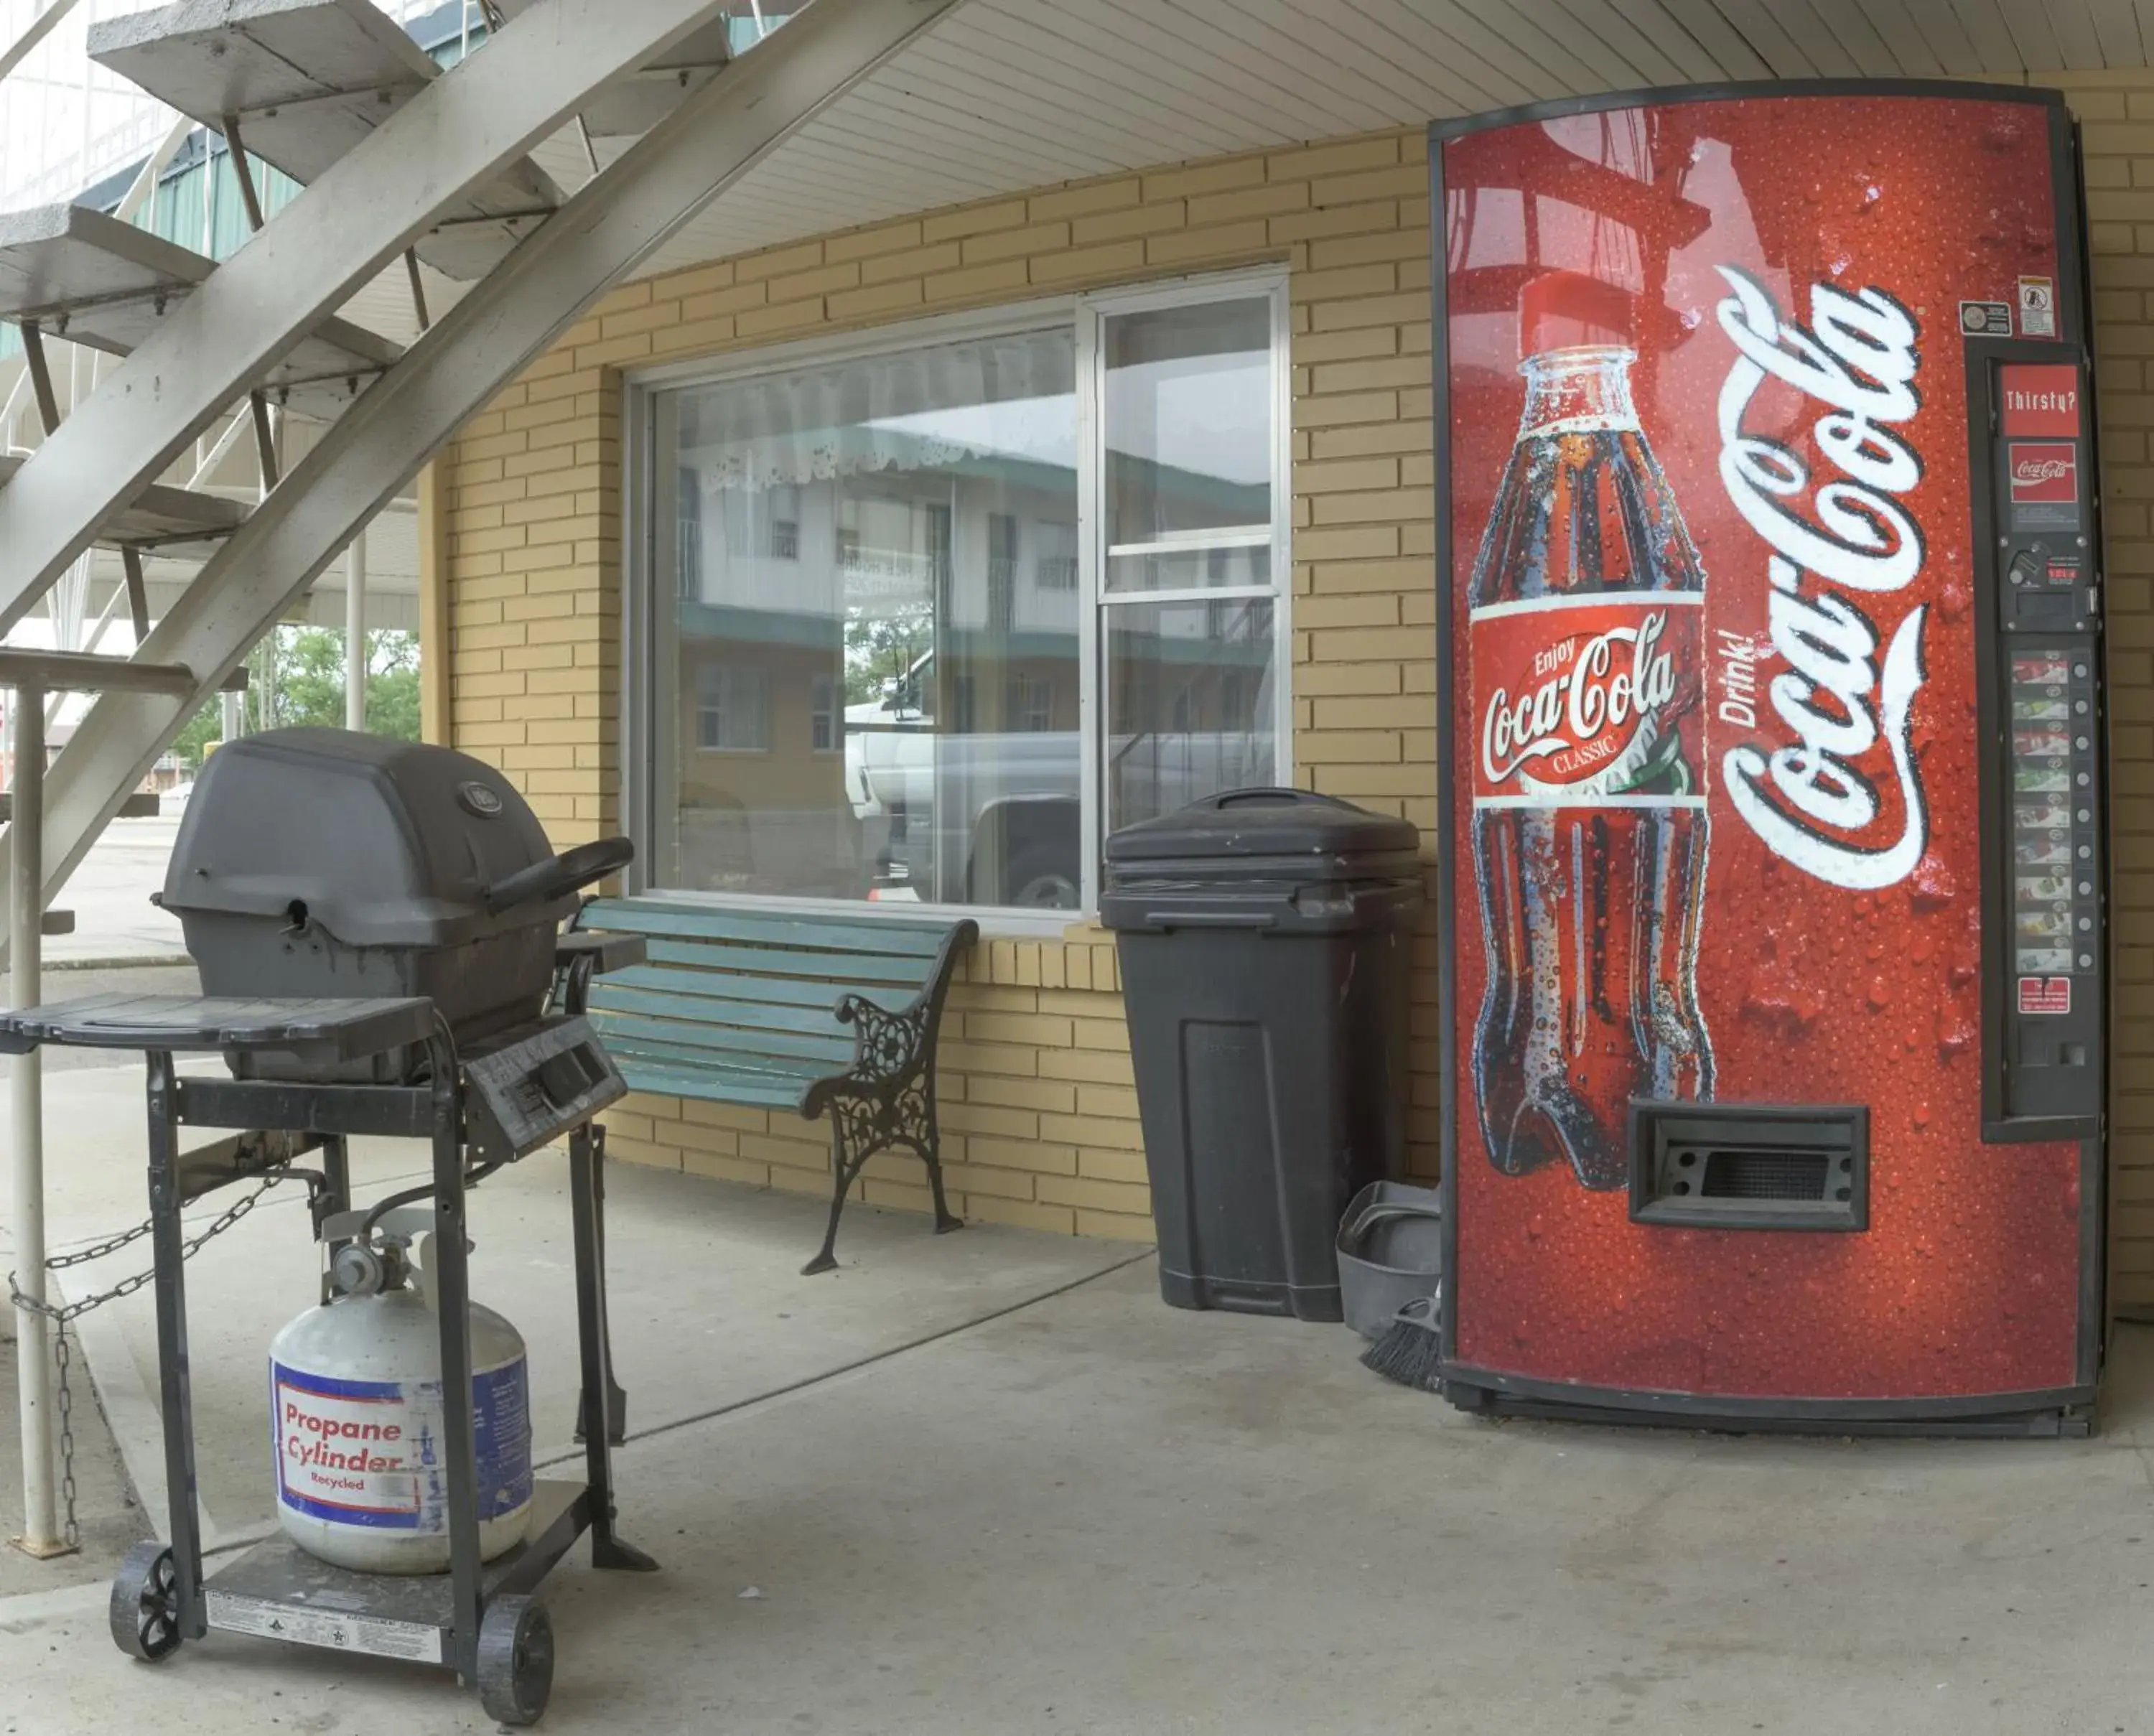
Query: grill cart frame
0 942 654 1727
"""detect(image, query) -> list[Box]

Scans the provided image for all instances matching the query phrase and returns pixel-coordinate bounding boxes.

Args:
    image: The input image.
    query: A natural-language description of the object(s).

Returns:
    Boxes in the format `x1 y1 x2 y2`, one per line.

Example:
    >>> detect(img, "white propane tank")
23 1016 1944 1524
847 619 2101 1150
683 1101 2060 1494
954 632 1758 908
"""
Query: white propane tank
269 1244 532 1575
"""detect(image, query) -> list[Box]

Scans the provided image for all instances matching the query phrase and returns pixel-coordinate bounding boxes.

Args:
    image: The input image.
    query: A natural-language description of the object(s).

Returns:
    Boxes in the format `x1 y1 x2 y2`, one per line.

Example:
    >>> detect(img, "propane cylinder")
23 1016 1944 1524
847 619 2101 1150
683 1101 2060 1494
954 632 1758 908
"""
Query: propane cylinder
269 1237 532 1574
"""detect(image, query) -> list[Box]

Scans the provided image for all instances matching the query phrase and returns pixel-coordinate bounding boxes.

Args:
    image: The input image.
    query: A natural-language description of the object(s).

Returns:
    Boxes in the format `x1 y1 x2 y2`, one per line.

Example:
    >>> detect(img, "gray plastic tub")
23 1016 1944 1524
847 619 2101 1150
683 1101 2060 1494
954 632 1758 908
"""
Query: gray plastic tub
1335 1179 1442 1340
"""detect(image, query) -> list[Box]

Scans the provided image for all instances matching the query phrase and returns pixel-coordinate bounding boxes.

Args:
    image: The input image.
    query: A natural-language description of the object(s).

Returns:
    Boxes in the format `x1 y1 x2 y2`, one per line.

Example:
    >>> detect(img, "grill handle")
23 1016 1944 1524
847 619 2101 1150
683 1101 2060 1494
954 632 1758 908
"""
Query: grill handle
482 835 635 916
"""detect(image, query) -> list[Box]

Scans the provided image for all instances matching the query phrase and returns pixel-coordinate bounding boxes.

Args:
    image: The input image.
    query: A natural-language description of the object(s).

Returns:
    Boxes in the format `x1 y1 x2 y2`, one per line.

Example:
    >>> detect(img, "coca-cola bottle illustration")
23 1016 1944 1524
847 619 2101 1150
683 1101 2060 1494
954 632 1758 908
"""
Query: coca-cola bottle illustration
1468 269 1712 1190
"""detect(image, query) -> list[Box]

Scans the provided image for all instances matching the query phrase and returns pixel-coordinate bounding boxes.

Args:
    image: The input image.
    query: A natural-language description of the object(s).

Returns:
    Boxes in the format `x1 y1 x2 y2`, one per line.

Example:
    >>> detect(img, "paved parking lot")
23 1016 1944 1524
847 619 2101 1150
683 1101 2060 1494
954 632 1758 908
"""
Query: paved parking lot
45 815 189 966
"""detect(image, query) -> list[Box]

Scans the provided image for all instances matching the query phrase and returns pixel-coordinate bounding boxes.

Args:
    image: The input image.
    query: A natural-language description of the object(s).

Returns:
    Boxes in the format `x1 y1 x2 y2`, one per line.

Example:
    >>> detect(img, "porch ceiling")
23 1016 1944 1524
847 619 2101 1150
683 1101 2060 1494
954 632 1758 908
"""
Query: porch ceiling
544 0 2151 286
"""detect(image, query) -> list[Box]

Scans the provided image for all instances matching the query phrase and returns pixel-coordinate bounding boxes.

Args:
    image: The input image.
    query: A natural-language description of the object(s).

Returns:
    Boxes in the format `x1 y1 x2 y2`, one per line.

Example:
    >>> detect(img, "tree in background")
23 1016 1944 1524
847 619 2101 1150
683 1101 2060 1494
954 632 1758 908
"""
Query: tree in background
168 628 421 771
844 605 933 711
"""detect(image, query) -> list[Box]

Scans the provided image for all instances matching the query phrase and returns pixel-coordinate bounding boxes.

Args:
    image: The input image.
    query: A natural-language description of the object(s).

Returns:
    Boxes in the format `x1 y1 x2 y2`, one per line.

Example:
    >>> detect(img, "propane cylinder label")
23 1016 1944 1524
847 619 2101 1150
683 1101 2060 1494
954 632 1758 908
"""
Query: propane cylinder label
271 1359 531 1532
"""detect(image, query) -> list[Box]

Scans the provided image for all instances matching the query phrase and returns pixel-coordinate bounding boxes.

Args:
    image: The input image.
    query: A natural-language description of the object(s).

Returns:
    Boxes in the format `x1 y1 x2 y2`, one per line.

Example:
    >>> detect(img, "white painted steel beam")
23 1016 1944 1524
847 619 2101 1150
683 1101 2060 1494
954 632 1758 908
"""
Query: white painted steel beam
0 0 80 89
6 687 54 1559
345 528 365 731
0 0 748 638
1 0 969 942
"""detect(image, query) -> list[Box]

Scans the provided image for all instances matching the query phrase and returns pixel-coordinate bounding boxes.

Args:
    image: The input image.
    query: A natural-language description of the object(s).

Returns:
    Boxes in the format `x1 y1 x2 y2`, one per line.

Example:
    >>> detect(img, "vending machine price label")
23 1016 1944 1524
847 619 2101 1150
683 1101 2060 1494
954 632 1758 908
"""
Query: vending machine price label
2018 976 2073 1016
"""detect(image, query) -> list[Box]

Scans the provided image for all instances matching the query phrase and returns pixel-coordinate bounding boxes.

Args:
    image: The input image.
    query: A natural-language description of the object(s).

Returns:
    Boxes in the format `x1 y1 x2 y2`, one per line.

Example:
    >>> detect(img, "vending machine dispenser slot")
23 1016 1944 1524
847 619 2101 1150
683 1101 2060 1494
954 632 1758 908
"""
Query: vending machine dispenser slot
1628 1103 1869 1233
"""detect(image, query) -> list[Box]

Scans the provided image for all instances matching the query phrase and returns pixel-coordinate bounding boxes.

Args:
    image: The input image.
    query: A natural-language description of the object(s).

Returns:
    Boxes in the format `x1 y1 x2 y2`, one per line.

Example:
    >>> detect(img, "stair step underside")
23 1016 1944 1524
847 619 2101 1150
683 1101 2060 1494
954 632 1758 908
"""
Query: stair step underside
88 0 563 279
0 454 248 560
0 205 403 421
495 0 732 136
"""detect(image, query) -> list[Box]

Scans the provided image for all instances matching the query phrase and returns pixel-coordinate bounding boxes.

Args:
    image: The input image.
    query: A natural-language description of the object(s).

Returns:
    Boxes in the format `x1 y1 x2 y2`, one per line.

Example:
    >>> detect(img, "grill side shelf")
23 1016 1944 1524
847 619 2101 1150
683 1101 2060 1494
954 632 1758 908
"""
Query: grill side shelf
0 994 435 1062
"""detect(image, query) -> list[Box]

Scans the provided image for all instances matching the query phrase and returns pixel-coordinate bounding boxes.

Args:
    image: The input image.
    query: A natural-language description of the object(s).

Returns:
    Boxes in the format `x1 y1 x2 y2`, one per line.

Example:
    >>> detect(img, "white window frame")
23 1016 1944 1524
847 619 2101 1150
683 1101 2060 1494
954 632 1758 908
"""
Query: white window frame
621 267 1294 933
1079 274 1293 912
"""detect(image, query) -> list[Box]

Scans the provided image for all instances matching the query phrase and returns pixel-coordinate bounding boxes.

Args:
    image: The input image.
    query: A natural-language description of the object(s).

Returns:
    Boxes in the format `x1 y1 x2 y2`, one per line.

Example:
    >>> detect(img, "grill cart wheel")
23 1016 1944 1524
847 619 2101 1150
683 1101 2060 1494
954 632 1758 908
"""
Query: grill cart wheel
477 1594 554 1726
110 1542 182 1661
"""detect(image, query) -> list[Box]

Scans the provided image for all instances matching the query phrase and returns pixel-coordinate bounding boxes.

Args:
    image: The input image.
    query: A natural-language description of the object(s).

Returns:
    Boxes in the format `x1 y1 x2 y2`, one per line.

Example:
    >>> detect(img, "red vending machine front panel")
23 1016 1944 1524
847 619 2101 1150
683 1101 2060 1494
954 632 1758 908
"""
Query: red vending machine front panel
1435 86 2100 1427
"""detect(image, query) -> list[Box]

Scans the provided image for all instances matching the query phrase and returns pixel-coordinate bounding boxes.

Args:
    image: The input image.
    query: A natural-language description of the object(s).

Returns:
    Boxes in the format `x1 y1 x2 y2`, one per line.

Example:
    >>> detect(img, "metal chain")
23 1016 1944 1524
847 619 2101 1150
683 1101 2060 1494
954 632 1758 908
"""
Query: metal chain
6 1172 311 1328
5 1170 315 1549
52 1325 77 1551
42 1215 154 1272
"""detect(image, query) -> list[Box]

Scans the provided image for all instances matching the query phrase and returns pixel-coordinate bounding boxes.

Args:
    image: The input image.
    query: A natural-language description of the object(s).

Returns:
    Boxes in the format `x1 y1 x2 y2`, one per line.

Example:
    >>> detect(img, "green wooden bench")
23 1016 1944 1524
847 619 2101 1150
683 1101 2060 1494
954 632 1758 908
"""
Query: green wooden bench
568 897 979 1274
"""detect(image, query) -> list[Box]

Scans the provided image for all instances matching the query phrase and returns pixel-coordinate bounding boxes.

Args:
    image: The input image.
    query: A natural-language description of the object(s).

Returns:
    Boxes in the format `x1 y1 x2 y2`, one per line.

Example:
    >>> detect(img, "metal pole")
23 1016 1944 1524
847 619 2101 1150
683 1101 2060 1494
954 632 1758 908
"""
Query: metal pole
113 114 191 226
345 531 365 732
8 680 59 1557
0 0 85 89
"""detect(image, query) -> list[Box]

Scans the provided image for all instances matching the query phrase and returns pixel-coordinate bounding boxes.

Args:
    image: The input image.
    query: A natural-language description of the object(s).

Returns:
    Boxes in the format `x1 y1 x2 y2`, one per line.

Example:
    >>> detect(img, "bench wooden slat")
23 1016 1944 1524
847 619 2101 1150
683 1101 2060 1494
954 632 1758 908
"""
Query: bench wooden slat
603 961 913 1012
590 1007 854 1068
600 1028 829 1082
590 978 897 1041
614 1058 813 1110
582 898 952 958
642 936 931 987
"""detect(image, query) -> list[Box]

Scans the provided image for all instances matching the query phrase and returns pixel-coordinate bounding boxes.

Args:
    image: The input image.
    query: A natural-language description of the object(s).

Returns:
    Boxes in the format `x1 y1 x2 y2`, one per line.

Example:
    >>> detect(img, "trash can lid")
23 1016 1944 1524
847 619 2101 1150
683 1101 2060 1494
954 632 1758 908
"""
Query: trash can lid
1104 788 1419 864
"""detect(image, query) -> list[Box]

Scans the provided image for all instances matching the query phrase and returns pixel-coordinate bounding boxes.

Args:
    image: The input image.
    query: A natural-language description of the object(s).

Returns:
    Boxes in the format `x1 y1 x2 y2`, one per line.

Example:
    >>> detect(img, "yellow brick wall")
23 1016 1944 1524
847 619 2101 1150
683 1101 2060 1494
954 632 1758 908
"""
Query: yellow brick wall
2053 74 2154 1309
443 88 2154 1296
440 129 1440 1241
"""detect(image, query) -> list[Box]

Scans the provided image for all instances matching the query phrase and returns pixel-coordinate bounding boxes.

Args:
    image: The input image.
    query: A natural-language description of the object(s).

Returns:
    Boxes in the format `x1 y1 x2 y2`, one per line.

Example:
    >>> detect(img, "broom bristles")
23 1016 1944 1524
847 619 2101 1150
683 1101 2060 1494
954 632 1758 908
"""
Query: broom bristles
1359 1293 1444 1393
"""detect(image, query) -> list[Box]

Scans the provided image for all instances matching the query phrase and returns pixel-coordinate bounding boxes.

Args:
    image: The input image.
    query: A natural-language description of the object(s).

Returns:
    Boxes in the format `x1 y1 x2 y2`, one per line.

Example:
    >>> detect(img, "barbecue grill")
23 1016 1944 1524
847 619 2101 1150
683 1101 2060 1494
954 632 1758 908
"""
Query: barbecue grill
159 729 631 1081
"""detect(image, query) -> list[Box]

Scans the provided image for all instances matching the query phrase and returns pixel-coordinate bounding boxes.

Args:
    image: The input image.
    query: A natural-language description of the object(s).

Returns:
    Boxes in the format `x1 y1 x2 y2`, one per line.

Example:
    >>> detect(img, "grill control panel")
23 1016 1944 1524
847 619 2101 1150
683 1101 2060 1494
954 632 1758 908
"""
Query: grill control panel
465 1014 626 1159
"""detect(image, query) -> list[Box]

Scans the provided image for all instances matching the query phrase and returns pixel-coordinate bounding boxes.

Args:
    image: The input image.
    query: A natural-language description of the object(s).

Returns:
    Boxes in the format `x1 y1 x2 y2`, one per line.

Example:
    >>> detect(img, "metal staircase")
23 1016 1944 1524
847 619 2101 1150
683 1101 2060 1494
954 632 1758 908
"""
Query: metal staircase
0 0 964 943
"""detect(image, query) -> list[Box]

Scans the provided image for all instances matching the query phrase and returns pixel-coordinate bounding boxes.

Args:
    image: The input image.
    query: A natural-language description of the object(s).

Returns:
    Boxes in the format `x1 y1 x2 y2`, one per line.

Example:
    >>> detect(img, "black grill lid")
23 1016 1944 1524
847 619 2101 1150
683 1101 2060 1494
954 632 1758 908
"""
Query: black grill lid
161 729 572 948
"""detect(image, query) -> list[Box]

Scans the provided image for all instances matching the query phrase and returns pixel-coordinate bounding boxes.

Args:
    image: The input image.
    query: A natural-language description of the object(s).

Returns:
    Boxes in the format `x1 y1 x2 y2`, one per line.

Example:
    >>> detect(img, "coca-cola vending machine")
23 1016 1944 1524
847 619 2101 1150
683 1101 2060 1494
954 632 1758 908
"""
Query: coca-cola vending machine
1435 83 2108 1434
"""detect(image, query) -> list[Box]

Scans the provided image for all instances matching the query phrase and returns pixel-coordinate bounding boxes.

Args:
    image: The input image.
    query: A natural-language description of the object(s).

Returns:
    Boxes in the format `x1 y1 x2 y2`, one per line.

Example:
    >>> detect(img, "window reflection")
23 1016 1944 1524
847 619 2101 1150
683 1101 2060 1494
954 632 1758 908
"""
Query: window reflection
1106 599 1277 834
654 330 1084 907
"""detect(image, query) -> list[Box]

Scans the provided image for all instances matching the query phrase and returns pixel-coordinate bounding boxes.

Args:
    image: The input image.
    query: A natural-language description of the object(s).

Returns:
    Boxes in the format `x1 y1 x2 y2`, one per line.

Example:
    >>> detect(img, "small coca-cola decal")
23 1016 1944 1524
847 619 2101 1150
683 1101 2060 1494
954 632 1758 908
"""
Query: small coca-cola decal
1715 269 1930 892
1472 598 1703 803
2009 441 2077 504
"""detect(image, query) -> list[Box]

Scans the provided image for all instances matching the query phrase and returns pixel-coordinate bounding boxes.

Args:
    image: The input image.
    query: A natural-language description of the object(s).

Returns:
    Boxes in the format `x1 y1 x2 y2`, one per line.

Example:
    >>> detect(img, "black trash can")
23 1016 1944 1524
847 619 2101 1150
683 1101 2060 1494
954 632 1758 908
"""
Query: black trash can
1101 788 1423 1322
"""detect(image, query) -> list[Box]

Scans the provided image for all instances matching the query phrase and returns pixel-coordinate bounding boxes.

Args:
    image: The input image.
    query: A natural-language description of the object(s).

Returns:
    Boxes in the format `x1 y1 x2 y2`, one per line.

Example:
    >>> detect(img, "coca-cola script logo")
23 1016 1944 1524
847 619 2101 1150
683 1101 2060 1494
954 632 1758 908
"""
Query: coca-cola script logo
1714 267 1929 891
1474 600 1700 799
2010 441 2076 504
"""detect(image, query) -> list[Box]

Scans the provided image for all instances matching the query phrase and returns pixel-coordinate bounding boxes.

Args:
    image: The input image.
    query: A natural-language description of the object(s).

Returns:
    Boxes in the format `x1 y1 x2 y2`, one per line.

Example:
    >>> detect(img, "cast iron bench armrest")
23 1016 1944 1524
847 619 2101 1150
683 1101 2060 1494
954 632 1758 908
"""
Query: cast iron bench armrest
553 930 648 1016
567 899 978 1274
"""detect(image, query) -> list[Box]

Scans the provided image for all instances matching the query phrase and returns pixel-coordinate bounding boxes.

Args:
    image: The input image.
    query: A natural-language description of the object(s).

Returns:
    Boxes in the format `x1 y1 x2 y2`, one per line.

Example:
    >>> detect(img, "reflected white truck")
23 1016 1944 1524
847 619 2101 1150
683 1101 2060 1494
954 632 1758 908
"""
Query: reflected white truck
844 691 1272 908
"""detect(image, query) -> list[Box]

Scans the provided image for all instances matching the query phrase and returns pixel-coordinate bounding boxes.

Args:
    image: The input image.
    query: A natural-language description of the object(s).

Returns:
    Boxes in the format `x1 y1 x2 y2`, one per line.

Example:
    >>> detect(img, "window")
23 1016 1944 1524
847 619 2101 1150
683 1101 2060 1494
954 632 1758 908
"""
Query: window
987 513 1019 632
723 480 801 562
1010 674 1054 733
635 273 1288 914
677 466 702 600
695 664 770 752
1099 293 1279 839
811 672 838 754
1035 519 1078 590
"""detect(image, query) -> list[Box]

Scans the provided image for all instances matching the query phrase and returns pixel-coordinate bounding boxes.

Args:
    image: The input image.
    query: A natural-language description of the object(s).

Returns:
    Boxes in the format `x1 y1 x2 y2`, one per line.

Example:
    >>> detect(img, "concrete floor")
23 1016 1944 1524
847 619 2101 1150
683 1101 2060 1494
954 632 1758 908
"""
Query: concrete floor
5 1063 2154 1732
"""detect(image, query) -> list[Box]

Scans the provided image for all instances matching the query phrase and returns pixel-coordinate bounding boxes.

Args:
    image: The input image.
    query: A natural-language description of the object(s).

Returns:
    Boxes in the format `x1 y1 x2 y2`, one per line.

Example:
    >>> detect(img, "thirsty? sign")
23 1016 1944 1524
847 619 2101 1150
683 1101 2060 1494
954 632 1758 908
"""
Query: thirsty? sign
2000 363 2080 437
